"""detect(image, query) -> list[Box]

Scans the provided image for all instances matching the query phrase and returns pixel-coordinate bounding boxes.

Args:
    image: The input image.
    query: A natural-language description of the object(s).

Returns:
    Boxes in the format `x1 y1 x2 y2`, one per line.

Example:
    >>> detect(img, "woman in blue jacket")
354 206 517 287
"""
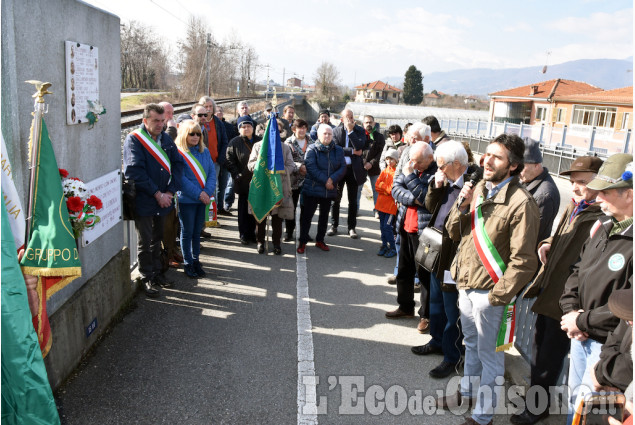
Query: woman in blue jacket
175 120 216 278
297 124 346 254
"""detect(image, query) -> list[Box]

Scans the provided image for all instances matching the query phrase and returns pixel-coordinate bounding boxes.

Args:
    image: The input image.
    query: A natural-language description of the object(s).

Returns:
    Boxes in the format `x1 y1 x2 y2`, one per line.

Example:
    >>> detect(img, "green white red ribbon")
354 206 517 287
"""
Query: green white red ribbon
133 128 171 174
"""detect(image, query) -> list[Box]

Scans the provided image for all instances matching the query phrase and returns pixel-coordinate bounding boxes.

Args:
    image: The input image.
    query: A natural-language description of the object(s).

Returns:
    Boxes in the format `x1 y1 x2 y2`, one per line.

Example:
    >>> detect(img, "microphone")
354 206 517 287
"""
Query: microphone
456 168 483 208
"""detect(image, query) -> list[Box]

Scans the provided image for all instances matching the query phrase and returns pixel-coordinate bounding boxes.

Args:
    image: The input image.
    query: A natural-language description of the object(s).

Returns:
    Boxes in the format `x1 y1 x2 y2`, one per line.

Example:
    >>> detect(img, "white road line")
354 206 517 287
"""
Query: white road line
296 216 318 424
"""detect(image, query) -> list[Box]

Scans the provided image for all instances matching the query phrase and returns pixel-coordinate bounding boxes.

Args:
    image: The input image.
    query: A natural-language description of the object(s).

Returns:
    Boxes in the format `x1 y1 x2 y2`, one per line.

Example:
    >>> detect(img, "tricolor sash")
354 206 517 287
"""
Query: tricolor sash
178 149 206 187
470 195 516 351
133 128 171 174
471 195 506 283
178 148 218 227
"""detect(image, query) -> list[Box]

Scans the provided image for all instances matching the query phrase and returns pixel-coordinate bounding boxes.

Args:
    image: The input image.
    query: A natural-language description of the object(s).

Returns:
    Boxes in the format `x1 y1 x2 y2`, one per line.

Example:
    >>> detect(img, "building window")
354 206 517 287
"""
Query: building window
392 93 396 98
535 106 547 121
621 112 631 130
556 108 565 123
572 105 617 128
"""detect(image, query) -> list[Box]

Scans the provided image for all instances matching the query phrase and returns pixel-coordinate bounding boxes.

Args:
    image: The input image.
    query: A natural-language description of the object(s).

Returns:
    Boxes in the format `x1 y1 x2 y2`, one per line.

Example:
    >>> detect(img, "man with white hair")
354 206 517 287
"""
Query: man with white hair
385 142 437 333
328 108 368 238
395 123 431 177
412 141 476 379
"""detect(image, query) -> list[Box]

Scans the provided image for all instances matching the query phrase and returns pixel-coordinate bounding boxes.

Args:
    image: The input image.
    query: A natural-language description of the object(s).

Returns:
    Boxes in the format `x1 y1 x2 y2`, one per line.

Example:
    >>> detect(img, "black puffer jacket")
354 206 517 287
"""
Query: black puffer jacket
225 134 262 195
560 217 633 343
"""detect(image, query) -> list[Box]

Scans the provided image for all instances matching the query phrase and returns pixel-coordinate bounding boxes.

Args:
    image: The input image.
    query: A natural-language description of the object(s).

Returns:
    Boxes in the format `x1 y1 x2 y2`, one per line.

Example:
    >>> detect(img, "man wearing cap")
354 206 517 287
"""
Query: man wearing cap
310 109 334 141
560 153 633 423
520 138 560 244
591 288 633 394
512 156 604 425
225 116 262 245
437 134 540 425
357 115 385 214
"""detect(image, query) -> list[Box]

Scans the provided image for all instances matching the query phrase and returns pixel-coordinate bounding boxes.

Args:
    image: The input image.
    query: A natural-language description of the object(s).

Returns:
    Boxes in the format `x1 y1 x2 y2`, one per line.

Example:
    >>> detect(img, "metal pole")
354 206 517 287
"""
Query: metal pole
24 81 51 248
539 123 545 143
624 129 631 153
561 125 568 147
589 126 596 152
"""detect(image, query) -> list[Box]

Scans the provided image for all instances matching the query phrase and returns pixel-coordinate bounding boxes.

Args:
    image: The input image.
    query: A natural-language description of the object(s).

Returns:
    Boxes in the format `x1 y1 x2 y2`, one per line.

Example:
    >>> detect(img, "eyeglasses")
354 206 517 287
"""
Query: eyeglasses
189 132 201 137
196 113 207 118
438 162 452 171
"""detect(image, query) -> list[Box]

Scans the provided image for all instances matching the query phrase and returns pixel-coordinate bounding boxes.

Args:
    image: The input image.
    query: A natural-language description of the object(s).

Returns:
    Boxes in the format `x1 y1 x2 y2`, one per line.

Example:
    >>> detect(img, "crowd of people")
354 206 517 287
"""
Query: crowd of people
123 100 633 425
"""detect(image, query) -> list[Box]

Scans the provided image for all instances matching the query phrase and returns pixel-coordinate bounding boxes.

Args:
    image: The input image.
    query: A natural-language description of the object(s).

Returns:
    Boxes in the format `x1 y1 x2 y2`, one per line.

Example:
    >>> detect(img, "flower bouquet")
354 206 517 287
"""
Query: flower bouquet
85 100 106 129
59 168 103 239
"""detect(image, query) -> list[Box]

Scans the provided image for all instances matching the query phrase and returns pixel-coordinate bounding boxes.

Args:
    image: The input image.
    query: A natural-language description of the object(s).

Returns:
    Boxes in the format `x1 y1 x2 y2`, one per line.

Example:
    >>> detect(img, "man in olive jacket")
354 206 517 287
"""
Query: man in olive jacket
559 153 633 423
437 134 540 425
512 156 603 425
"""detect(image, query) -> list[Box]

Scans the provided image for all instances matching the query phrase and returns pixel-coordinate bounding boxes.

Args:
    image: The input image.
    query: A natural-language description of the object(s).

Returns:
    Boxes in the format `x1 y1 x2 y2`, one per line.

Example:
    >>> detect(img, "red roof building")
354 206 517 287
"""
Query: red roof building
354 80 402 104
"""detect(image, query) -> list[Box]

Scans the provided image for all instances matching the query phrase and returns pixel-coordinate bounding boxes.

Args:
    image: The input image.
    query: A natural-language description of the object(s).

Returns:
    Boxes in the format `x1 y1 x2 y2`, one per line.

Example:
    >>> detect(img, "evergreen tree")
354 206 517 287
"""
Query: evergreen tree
403 65 423 105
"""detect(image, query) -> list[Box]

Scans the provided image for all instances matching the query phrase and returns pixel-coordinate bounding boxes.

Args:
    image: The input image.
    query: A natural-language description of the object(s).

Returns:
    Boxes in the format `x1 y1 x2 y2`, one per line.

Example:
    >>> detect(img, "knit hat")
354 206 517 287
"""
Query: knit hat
319 109 330 117
586 153 633 191
176 113 192 124
237 115 254 129
608 288 633 321
385 148 399 161
522 137 543 164
559 156 604 176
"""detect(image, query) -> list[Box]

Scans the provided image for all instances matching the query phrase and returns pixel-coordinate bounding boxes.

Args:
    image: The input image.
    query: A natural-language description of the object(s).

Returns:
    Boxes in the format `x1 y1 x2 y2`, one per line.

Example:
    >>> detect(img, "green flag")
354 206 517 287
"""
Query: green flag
20 117 81 357
1 196 61 425
248 115 284 223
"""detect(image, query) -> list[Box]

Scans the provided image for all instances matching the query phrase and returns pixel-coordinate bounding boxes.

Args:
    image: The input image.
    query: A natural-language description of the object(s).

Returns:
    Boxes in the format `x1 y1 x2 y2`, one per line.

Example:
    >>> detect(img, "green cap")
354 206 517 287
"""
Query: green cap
586 153 633 191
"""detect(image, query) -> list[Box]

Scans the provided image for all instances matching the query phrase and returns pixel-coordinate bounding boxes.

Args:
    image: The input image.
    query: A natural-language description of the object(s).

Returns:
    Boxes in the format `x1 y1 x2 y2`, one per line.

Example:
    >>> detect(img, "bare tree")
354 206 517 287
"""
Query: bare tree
177 17 209 99
120 21 170 90
314 62 341 98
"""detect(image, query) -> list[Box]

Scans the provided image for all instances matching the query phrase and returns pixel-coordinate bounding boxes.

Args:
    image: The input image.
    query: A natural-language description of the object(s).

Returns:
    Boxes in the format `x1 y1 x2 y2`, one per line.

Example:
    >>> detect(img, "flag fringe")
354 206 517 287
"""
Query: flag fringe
205 220 219 227
495 342 513 352
248 200 278 224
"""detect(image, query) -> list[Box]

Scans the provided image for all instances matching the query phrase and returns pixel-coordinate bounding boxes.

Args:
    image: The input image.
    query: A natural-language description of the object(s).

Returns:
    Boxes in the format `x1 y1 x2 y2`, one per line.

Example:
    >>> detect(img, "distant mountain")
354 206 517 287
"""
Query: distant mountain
380 58 633 96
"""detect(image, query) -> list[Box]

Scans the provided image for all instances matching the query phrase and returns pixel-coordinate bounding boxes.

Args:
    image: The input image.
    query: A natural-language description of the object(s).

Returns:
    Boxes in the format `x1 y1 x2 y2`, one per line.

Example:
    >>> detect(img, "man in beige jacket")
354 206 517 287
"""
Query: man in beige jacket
437 134 540 425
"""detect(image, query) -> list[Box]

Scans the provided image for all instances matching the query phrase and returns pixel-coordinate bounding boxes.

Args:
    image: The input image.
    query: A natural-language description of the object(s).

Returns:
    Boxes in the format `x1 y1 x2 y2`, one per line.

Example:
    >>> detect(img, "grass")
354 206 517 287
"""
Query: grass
120 93 176 112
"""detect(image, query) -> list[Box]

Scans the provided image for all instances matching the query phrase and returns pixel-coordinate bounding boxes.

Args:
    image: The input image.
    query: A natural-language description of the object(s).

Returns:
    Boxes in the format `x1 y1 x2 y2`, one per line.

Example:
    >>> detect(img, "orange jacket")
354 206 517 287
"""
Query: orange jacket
375 166 397 215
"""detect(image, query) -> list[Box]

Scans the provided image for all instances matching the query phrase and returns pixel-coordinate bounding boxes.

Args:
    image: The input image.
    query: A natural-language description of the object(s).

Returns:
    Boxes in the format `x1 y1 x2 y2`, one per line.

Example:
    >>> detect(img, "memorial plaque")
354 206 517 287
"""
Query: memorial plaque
65 41 99 125
81 170 122 247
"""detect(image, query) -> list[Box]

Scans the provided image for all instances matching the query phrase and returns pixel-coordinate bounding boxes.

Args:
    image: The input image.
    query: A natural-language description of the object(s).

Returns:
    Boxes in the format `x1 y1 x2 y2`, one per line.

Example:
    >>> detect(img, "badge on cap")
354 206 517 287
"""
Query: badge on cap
608 253 625 271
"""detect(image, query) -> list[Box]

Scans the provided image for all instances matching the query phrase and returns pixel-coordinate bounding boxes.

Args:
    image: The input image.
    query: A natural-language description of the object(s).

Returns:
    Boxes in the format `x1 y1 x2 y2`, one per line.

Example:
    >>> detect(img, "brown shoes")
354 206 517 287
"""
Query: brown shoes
417 318 430 333
385 308 415 319
387 275 397 285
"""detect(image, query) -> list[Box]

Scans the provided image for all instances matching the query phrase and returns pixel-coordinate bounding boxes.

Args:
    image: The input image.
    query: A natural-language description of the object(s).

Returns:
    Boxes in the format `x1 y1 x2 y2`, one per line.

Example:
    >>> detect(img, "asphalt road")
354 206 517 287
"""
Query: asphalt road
56 184 572 424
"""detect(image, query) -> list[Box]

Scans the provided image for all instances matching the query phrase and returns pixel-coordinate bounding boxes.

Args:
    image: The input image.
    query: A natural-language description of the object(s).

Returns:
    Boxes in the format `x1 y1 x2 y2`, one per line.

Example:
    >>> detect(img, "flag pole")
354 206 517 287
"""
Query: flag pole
24 81 52 248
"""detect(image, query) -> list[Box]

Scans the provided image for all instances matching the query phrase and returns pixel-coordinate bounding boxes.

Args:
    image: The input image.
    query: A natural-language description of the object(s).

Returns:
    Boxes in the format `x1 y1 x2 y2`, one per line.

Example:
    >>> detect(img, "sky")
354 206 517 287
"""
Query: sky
84 0 633 87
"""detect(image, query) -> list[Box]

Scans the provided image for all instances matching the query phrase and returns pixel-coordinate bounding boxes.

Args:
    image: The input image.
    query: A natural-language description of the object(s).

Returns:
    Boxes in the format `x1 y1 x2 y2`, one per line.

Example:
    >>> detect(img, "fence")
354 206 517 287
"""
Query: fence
439 118 631 155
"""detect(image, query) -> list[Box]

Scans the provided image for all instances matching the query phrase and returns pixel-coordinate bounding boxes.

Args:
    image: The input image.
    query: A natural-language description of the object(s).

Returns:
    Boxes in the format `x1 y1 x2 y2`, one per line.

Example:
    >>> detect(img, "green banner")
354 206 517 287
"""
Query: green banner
20 118 81 281
248 118 283 223
1 197 61 425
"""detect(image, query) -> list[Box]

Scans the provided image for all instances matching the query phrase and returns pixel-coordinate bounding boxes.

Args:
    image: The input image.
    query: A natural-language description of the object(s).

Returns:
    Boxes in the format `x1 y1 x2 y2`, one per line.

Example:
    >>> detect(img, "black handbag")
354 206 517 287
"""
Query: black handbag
122 178 136 221
415 226 443 273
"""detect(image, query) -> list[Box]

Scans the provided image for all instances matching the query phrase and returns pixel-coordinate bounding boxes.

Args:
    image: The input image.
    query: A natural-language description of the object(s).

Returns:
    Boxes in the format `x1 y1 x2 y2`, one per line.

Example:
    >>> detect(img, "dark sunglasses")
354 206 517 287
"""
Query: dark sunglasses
196 113 207 117
189 132 201 137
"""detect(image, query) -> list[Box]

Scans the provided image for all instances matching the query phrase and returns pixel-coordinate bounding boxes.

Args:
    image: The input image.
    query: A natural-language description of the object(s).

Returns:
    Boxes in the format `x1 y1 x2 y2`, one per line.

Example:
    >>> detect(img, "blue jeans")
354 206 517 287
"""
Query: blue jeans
566 338 602 424
178 203 206 265
429 273 462 363
378 212 395 249
459 289 505 425
357 174 379 209
217 165 233 211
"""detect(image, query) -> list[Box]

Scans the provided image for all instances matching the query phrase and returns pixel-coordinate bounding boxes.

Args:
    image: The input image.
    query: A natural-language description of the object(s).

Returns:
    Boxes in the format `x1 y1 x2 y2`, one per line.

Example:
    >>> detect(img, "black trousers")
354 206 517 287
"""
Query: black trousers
530 313 571 406
285 188 302 236
331 167 358 231
237 194 256 240
396 228 430 318
300 195 331 244
135 214 167 281
257 215 282 246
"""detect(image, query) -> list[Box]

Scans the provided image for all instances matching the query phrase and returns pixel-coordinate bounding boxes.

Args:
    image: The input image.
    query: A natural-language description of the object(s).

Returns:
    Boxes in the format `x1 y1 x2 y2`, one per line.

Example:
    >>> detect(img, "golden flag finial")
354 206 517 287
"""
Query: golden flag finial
25 80 53 103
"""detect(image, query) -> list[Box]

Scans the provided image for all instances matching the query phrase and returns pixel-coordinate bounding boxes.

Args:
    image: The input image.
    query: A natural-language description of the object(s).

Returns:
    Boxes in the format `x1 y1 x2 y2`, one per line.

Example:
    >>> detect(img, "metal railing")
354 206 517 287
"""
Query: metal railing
440 118 631 155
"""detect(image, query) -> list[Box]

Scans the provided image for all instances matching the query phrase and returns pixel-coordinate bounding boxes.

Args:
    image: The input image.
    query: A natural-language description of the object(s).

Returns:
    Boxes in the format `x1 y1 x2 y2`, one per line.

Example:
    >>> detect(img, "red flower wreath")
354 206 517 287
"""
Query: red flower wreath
86 195 103 210
66 196 84 213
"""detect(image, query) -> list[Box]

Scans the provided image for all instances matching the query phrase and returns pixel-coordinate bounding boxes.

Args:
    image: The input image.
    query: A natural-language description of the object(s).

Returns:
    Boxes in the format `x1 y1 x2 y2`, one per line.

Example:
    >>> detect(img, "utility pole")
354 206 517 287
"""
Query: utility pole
265 65 271 99
282 68 285 92
205 33 211 96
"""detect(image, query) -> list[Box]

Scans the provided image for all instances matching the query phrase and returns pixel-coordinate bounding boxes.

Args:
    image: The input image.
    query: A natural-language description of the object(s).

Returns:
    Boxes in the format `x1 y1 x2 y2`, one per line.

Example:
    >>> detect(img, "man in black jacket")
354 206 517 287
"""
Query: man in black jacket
328 108 368 239
356 115 385 215
560 153 633 422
